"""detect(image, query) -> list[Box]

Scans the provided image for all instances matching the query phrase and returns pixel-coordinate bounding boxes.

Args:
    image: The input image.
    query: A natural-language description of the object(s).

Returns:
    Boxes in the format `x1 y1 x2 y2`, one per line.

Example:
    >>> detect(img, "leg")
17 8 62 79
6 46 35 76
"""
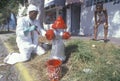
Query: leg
4 44 34 64
93 24 99 40
104 24 108 41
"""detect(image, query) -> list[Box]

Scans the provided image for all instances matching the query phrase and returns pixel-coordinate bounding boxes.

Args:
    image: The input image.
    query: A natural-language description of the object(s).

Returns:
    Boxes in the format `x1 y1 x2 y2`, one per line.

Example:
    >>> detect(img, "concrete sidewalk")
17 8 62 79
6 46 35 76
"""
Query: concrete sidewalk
71 36 120 46
0 32 35 81
0 39 20 81
4 42 35 81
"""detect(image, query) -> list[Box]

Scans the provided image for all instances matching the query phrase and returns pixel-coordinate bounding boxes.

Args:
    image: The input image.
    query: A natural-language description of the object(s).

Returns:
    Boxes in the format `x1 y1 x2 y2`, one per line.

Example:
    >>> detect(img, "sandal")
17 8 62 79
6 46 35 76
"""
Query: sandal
104 39 108 43
91 38 97 41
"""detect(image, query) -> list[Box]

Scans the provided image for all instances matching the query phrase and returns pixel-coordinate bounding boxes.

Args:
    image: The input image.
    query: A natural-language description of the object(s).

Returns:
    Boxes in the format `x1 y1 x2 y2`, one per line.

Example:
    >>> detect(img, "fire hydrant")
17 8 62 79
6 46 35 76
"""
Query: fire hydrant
45 15 71 61
45 16 70 81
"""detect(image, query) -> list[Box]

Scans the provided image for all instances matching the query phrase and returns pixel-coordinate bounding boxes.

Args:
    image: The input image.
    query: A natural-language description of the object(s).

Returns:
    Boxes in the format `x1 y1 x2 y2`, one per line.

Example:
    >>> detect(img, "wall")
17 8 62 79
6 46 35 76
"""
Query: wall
80 2 120 38
66 8 71 32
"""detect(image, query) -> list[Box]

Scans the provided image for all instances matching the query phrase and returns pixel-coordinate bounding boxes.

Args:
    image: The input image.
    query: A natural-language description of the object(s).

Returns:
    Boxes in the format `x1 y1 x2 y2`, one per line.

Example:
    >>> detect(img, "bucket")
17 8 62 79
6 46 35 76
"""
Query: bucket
46 59 62 81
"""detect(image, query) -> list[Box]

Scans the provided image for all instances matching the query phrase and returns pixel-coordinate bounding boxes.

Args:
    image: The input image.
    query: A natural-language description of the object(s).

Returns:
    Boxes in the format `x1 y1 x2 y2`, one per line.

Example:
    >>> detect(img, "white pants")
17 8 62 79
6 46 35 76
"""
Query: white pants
4 45 46 65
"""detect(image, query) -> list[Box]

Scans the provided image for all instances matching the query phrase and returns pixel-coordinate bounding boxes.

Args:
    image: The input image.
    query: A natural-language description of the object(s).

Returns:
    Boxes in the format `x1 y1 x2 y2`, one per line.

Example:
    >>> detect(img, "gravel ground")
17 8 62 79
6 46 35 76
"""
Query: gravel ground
0 32 20 81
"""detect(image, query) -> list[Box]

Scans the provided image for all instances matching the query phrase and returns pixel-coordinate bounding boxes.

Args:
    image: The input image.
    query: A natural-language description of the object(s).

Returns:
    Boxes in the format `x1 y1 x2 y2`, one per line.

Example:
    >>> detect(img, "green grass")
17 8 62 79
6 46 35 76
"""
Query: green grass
6 35 120 81
63 39 120 81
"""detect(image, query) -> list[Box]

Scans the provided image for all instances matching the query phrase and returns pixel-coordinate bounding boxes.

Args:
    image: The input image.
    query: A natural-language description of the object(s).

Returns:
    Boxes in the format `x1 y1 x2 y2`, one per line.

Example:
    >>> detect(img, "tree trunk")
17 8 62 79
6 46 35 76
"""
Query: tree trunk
6 15 10 32
28 0 44 27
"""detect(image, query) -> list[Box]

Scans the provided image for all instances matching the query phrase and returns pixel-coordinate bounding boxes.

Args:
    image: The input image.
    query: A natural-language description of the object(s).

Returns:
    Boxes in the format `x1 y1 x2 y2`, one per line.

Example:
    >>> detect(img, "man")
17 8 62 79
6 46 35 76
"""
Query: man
4 4 46 64
93 2 108 42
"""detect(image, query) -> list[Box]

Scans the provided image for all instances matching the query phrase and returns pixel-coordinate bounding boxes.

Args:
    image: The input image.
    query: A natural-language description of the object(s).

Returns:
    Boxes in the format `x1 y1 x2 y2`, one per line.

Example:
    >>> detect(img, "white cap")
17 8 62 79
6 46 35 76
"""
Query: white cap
27 4 38 13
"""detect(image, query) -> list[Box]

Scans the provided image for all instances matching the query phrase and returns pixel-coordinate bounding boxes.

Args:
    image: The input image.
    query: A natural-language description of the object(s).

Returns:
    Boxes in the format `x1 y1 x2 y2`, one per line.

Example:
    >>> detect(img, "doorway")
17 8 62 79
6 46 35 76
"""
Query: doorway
71 3 81 35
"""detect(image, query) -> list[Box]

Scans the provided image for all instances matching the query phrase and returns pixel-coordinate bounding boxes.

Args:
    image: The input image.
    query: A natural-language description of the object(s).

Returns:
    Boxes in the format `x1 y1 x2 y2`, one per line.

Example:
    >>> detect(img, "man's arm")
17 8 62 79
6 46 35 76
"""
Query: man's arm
94 10 97 25
16 18 26 36
36 20 46 36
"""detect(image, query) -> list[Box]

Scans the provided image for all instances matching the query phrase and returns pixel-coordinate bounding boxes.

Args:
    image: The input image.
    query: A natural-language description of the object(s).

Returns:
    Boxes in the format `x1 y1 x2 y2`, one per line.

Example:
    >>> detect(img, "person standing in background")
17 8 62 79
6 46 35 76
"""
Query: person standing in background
93 2 108 42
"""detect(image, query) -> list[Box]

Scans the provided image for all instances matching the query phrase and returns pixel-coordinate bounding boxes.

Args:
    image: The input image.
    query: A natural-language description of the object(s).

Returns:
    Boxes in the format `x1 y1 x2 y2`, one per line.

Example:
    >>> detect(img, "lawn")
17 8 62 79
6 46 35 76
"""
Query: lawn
5 35 120 81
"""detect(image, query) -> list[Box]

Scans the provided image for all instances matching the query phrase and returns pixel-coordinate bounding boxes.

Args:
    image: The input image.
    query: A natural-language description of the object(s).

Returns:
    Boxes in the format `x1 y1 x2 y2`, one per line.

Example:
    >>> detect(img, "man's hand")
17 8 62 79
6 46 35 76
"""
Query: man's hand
104 23 108 29
29 25 37 31
23 25 37 36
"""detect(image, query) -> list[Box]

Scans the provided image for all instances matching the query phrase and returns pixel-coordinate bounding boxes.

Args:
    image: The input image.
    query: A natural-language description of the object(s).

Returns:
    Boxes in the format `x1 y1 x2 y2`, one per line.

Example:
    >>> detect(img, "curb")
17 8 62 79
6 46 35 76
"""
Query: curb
3 42 35 81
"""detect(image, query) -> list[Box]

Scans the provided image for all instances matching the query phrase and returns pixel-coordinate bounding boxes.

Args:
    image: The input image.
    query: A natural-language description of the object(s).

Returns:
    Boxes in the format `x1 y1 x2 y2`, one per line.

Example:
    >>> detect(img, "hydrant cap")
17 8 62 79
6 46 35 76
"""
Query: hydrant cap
52 16 67 29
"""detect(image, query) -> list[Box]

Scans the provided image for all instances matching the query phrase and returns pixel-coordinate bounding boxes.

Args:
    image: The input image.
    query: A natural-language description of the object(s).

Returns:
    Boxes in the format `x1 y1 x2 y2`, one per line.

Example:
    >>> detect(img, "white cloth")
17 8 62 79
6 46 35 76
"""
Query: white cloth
4 16 46 64
27 4 38 14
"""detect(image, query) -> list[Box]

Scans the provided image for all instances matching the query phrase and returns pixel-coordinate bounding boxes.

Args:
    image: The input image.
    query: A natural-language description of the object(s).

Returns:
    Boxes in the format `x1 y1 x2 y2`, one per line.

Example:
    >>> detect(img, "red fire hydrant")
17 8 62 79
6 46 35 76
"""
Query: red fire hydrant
46 59 62 81
45 16 71 61
45 16 71 81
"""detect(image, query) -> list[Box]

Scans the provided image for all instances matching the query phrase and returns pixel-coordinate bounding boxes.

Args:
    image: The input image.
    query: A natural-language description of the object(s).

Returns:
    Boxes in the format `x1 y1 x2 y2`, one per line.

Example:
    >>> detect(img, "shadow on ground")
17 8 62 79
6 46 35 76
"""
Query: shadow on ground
0 31 15 34
64 44 78 63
